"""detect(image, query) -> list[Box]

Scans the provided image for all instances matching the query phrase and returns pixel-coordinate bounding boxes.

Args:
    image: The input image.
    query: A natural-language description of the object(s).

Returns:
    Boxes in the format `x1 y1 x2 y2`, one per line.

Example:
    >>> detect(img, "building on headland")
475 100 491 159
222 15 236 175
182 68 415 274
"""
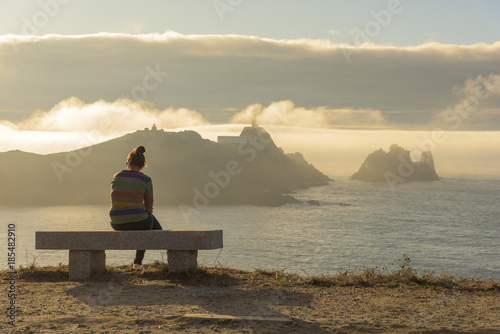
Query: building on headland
143 124 163 132
251 116 258 128
217 117 258 144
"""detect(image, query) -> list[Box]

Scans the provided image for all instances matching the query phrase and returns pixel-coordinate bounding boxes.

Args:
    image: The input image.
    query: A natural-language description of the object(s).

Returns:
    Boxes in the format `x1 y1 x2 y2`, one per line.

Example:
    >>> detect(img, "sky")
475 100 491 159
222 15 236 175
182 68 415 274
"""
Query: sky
1 0 500 175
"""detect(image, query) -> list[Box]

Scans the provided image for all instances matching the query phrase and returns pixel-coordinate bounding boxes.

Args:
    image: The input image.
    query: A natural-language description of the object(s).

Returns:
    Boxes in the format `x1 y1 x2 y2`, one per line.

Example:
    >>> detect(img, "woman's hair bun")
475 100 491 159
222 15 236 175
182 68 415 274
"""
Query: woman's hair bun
135 145 146 155
127 145 147 168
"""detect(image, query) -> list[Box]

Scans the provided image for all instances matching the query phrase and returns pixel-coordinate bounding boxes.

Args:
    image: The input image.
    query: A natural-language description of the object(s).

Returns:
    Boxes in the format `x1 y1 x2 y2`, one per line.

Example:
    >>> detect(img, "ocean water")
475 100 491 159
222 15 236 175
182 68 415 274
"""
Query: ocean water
2 175 499 279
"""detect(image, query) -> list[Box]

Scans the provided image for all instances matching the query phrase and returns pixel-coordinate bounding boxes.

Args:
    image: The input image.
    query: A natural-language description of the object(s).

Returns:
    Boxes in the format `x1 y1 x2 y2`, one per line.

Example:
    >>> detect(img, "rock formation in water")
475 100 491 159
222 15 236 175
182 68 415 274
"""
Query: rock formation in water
350 144 439 182
0 126 330 206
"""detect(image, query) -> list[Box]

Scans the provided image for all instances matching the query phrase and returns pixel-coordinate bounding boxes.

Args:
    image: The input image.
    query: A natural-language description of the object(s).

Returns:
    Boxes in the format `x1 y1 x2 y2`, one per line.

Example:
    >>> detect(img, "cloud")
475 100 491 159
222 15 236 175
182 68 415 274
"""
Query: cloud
452 74 500 98
1 97 385 133
2 97 209 132
1 32 500 129
0 121 17 131
229 100 385 128
436 74 500 130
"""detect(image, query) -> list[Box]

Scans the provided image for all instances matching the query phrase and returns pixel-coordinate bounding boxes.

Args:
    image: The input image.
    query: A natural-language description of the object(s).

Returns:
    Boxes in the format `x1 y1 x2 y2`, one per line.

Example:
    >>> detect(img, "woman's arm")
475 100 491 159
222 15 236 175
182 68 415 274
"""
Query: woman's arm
145 179 154 214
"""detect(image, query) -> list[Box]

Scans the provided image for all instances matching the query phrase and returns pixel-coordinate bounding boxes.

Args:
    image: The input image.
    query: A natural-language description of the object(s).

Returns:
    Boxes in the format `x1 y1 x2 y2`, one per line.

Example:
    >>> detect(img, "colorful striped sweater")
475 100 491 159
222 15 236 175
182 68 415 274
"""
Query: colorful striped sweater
109 170 154 224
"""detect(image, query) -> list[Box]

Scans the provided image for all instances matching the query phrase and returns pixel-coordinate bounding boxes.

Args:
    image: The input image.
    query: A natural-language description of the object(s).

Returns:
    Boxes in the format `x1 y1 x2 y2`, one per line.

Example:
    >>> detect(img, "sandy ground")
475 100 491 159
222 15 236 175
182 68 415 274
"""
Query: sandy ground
1 264 499 334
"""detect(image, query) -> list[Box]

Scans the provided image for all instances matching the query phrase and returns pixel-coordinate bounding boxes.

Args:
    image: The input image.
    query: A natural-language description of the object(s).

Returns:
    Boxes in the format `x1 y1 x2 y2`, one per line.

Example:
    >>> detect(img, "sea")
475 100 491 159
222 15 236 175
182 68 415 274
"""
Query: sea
2 175 499 280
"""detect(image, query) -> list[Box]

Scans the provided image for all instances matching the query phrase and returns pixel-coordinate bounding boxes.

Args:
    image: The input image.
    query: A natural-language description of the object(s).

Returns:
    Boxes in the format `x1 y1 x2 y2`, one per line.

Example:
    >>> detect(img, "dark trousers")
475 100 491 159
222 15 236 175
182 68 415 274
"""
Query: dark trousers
111 214 163 265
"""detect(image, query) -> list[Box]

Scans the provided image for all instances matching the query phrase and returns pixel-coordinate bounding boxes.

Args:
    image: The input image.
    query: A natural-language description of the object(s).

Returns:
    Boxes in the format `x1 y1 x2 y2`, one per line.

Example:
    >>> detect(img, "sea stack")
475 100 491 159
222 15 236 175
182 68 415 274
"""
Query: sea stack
351 144 439 182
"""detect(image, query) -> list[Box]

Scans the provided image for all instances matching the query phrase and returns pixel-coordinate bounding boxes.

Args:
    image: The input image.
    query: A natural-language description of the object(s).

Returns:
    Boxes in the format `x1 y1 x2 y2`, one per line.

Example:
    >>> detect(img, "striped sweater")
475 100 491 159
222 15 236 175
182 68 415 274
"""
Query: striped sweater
109 170 153 224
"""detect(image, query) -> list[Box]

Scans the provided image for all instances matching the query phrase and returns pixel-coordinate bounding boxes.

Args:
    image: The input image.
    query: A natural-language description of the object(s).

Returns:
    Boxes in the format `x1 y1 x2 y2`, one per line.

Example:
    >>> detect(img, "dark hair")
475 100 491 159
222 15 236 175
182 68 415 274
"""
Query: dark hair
127 145 147 168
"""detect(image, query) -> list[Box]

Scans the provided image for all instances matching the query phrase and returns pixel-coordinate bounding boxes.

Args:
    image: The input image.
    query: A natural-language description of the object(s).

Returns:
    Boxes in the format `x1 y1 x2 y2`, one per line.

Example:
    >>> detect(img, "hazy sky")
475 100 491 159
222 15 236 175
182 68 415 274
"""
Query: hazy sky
2 1 500 44
1 0 500 168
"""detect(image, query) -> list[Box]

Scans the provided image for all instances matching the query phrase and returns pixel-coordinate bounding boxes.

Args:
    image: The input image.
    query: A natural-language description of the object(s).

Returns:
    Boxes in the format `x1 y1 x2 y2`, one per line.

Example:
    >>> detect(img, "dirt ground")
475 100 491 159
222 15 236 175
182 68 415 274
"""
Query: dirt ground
1 264 499 334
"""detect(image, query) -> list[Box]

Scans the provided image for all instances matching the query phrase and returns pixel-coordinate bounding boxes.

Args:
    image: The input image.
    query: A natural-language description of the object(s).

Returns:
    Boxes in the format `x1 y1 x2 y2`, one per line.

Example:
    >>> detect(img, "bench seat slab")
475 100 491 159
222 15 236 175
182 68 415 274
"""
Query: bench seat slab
36 230 223 250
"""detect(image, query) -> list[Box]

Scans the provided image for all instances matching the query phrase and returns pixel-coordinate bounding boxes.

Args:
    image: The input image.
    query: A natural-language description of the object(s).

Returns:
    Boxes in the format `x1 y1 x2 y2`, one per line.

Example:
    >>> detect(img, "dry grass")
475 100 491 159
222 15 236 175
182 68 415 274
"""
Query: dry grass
4 261 498 293
10 263 69 281
300 268 500 292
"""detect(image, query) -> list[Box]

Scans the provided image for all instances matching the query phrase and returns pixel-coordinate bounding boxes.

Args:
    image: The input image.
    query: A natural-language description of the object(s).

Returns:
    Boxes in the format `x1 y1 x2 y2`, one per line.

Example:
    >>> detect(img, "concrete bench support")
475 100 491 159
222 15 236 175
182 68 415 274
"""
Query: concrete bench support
167 250 198 273
69 250 106 280
36 230 223 280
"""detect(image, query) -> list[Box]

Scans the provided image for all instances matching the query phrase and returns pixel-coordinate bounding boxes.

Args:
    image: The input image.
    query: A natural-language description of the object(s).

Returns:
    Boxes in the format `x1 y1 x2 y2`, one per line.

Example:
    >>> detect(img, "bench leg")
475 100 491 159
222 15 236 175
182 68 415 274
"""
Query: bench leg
69 250 106 280
167 250 198 273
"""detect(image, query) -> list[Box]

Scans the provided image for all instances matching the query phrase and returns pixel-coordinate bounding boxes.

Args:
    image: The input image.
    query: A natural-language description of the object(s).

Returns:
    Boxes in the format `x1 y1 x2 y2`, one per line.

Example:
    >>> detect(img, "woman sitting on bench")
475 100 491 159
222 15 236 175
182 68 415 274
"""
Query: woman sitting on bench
109 145 163 269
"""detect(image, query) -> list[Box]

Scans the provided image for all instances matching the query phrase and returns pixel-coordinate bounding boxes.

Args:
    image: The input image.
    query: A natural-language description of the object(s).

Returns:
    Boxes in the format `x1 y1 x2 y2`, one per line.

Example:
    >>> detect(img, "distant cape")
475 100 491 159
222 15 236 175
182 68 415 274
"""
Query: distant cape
0 126 330 206
350 144 439 182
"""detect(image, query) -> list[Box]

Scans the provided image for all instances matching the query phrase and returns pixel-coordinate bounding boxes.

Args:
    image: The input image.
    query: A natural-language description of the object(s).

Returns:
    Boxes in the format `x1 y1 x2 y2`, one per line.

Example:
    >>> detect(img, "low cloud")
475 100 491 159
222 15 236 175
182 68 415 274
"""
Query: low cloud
1 97 209 132
1 98 386 133
437 74 500 130
1 32 500 129
0 121 16 131
451 74 500 104
230 100 385 128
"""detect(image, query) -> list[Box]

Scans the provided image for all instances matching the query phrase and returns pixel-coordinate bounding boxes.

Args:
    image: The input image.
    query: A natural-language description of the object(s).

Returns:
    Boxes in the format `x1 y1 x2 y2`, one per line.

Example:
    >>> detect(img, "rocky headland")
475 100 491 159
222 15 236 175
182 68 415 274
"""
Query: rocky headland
351 144 439 182
0 126 329 206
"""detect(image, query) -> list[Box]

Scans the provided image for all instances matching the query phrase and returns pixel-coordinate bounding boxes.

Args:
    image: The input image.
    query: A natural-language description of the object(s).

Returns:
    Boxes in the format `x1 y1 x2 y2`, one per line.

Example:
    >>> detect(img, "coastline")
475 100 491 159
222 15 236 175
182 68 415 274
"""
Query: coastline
2 263 499 334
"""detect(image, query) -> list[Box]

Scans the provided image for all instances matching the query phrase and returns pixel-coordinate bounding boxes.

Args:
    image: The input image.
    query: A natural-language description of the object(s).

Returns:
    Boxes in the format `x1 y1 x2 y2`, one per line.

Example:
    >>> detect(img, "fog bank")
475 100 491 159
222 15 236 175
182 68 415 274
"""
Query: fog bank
1 124 499 177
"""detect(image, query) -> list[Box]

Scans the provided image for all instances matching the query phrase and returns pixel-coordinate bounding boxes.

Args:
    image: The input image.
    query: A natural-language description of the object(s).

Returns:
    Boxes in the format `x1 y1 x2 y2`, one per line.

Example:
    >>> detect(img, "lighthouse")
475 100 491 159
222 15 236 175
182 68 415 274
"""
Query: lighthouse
251 115 258 128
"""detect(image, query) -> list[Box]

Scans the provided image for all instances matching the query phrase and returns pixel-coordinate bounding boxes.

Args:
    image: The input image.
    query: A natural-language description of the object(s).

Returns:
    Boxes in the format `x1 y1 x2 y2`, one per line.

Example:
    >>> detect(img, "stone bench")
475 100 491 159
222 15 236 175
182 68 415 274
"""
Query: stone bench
35 230 223 280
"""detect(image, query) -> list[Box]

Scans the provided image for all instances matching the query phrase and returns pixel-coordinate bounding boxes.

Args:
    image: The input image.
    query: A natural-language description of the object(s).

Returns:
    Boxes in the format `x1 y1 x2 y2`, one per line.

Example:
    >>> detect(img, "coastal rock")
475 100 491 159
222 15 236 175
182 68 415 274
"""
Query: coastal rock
350 144 439 182
0 126 330 206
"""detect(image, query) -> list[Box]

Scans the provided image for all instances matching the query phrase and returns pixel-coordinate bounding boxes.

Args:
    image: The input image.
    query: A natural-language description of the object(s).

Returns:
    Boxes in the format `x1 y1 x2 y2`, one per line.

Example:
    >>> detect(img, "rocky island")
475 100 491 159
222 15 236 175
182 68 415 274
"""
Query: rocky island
0 125 329 206
351 144 439 182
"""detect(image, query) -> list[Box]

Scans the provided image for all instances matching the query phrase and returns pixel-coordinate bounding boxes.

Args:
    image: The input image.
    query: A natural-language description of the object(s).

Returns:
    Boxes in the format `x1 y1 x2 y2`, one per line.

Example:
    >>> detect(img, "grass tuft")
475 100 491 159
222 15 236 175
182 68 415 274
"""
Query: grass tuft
2 256 498 293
